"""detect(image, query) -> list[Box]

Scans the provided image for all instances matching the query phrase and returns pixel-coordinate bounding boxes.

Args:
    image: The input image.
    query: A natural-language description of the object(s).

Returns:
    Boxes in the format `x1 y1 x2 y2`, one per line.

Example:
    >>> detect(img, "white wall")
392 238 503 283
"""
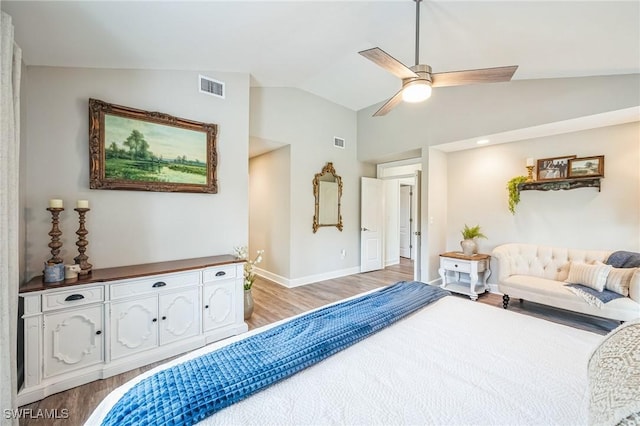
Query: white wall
250 87 375 283
249 145 291 278
426 148 448 283
445 122 640 264
357 74 640 282
357 75 640 162
23 67 250 280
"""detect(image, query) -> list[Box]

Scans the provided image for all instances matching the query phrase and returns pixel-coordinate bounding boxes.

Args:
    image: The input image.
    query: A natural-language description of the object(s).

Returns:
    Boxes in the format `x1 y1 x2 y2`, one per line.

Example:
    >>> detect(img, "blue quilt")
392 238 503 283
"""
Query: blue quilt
101 281 449 426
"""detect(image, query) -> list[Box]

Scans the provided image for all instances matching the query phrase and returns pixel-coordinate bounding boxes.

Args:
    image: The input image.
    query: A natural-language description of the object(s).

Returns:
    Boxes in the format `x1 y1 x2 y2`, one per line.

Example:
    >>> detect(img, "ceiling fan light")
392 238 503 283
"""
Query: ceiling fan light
402 81 432 103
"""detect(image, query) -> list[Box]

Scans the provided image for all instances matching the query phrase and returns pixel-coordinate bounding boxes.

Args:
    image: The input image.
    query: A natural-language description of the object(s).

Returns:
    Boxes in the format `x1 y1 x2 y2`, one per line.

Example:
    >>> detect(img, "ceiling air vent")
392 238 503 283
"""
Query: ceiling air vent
199 75 225 99
333 137 345 149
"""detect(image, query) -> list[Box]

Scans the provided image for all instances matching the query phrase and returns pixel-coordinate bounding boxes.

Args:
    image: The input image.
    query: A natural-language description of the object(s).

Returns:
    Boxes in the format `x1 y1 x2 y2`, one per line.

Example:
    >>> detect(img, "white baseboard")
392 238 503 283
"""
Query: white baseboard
384 258 400 267
255 268 496 293
255 266 362 288
426 277 442 286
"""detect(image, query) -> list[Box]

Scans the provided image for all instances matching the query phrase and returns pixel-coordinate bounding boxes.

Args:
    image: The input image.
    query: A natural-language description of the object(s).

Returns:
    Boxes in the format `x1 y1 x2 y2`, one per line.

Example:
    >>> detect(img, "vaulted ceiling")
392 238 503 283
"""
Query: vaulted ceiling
3 1 639 111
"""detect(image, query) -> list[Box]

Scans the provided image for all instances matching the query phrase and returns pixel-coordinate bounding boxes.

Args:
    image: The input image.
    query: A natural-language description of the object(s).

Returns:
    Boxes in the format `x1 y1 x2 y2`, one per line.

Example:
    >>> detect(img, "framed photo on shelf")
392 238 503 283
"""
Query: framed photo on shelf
536 155 576 181
568 155 605 178
88 98 218 193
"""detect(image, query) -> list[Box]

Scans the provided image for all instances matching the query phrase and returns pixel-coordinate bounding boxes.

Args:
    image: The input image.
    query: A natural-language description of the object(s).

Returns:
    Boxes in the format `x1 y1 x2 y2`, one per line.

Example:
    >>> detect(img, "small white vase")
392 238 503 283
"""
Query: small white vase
460 239 477 256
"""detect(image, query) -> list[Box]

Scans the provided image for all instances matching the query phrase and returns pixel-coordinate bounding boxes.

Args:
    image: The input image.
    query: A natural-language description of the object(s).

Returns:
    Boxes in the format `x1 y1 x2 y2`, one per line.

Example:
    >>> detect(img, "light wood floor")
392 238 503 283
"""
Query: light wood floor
18 258 618 425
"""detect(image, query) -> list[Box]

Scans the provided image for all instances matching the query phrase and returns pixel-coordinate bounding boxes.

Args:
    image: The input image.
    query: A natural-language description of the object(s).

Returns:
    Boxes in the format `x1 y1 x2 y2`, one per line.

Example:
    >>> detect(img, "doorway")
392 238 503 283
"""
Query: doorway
361 158 422 280
399 184 413 260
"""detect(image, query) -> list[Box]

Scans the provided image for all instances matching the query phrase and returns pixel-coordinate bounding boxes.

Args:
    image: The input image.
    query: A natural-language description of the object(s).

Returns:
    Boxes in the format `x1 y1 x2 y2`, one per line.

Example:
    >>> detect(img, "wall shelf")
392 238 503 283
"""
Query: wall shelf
518 177 601 192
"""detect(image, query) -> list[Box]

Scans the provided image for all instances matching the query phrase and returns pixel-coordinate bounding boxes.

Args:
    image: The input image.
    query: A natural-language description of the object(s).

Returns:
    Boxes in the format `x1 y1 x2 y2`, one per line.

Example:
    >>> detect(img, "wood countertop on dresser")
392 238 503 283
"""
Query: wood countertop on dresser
20 254 243 293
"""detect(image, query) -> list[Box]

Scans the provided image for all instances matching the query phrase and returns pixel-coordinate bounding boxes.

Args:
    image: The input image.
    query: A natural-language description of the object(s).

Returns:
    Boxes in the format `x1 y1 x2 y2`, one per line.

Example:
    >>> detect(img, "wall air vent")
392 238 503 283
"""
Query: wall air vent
333 137 345 149
199 75 225 99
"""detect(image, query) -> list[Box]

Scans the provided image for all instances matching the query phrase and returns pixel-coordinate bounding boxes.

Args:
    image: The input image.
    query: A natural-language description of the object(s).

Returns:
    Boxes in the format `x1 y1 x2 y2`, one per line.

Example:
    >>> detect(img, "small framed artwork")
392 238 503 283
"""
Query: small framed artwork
89 98 218 193
568 155 605 178
536 155 576 181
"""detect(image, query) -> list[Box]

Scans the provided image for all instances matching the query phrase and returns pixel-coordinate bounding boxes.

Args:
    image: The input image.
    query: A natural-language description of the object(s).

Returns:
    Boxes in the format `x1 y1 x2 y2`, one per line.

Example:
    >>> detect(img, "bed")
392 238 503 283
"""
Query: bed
87 282 610 425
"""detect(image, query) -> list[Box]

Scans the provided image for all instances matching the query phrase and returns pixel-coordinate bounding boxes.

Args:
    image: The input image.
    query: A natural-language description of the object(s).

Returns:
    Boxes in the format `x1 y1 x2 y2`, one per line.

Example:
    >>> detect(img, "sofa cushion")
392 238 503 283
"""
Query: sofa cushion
500 275 640 321
502 275 572 298
492 243 611 282
565 262 611 292
630 270 640 304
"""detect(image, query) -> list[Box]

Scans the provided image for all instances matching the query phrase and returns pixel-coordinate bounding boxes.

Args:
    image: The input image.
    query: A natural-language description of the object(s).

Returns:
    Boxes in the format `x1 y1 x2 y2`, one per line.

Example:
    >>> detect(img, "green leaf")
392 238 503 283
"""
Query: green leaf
461 224 487 240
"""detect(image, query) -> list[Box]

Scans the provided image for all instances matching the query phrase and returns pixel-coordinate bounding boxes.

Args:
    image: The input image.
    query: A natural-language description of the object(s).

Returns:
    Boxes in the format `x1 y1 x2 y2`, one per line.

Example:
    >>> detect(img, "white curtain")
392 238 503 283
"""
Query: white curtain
0 11 21 425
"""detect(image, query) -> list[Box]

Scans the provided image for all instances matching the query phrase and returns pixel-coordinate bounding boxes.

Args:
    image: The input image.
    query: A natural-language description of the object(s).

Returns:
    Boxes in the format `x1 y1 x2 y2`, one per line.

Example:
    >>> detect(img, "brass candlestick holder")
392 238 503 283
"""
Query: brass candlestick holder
74 207 93 275
46 207 64 264
526 165 535 182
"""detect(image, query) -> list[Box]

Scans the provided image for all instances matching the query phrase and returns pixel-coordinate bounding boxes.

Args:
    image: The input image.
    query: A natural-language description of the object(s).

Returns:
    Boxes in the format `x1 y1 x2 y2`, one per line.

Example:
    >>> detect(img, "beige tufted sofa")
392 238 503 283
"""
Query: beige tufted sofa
492 243 640 322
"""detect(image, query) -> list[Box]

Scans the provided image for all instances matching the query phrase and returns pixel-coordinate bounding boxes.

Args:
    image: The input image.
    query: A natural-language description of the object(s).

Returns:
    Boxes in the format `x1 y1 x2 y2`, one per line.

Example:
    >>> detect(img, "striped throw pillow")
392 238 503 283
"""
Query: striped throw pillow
603 266 637 296
565 262 612 292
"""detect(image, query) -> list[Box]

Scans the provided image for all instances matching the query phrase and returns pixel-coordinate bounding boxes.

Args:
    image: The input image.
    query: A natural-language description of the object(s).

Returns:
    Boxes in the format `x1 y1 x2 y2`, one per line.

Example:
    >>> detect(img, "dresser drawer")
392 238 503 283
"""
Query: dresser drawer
441 259 472 273
111 271 199 300
202 264 237 283
42 286 104 312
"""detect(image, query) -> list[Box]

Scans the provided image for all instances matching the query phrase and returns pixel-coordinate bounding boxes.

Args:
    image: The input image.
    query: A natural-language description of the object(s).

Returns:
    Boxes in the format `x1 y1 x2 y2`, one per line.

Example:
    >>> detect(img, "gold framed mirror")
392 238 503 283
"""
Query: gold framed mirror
313 162 343 233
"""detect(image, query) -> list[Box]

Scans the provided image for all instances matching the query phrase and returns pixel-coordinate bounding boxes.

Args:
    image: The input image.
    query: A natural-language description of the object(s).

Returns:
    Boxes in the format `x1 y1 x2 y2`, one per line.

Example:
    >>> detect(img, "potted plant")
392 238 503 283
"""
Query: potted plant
234 246 264 320
460 224 487 256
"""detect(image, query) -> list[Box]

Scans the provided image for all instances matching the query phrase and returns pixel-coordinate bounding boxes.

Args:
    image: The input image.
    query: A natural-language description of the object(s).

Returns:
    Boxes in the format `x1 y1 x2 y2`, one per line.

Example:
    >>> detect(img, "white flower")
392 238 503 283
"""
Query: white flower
234 245 248 260
234 246 264 290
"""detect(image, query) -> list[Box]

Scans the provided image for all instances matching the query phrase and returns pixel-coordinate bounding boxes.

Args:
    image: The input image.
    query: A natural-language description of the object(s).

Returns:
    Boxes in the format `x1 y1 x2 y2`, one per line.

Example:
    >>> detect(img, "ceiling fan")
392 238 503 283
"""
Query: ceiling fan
359 0 518 117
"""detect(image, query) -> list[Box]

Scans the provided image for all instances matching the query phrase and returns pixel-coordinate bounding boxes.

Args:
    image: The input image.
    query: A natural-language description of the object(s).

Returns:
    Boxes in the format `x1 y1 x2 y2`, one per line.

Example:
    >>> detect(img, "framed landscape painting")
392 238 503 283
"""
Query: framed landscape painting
89 98 218 193
568 155 605 178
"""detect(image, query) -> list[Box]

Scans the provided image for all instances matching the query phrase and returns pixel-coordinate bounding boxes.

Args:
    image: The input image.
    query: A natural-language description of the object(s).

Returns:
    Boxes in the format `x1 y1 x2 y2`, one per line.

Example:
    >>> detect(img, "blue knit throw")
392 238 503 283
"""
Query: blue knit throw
101 282 449 426
606 251 640 268
565 283 625 304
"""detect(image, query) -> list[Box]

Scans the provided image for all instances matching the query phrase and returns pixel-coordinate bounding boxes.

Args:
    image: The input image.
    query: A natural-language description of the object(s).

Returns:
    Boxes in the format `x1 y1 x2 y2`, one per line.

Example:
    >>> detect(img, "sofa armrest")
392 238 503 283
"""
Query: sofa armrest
492 247 512 282
630 269 640 304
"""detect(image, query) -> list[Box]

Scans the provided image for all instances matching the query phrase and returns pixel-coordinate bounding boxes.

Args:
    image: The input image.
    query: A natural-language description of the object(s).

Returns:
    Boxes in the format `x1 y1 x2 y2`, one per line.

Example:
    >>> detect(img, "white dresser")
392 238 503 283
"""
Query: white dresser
18 255 247 406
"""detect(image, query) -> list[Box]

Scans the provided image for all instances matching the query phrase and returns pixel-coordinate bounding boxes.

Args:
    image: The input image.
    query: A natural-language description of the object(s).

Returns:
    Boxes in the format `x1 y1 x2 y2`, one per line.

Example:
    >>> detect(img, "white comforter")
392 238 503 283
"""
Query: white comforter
87 294 602 425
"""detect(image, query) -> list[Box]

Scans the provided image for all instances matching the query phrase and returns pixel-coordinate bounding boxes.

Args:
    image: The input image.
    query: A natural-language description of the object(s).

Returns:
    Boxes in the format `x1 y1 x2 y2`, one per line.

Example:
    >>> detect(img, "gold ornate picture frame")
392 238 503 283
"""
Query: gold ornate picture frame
313 162 343 233
89 98 218 193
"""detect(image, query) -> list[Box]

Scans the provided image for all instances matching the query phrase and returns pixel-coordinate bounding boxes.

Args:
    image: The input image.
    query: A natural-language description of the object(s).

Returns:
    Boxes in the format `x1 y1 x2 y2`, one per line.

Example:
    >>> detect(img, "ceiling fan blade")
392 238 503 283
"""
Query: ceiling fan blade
431 65 518 88
373 89 405 117
359 47 418 80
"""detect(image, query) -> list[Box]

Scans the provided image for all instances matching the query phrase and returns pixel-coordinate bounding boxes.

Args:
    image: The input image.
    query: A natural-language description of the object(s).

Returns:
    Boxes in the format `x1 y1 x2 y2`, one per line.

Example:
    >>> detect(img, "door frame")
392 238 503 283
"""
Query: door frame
399 184 412 260
375 158 422 281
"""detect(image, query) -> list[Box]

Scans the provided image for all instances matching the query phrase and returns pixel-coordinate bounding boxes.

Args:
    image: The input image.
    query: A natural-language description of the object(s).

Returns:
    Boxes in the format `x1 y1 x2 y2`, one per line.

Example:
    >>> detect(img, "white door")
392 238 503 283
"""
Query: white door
43 305 104 378
399 185 411 258
110 296 158 360
360 177 384 272
159 288 200 345
413 170 422 279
